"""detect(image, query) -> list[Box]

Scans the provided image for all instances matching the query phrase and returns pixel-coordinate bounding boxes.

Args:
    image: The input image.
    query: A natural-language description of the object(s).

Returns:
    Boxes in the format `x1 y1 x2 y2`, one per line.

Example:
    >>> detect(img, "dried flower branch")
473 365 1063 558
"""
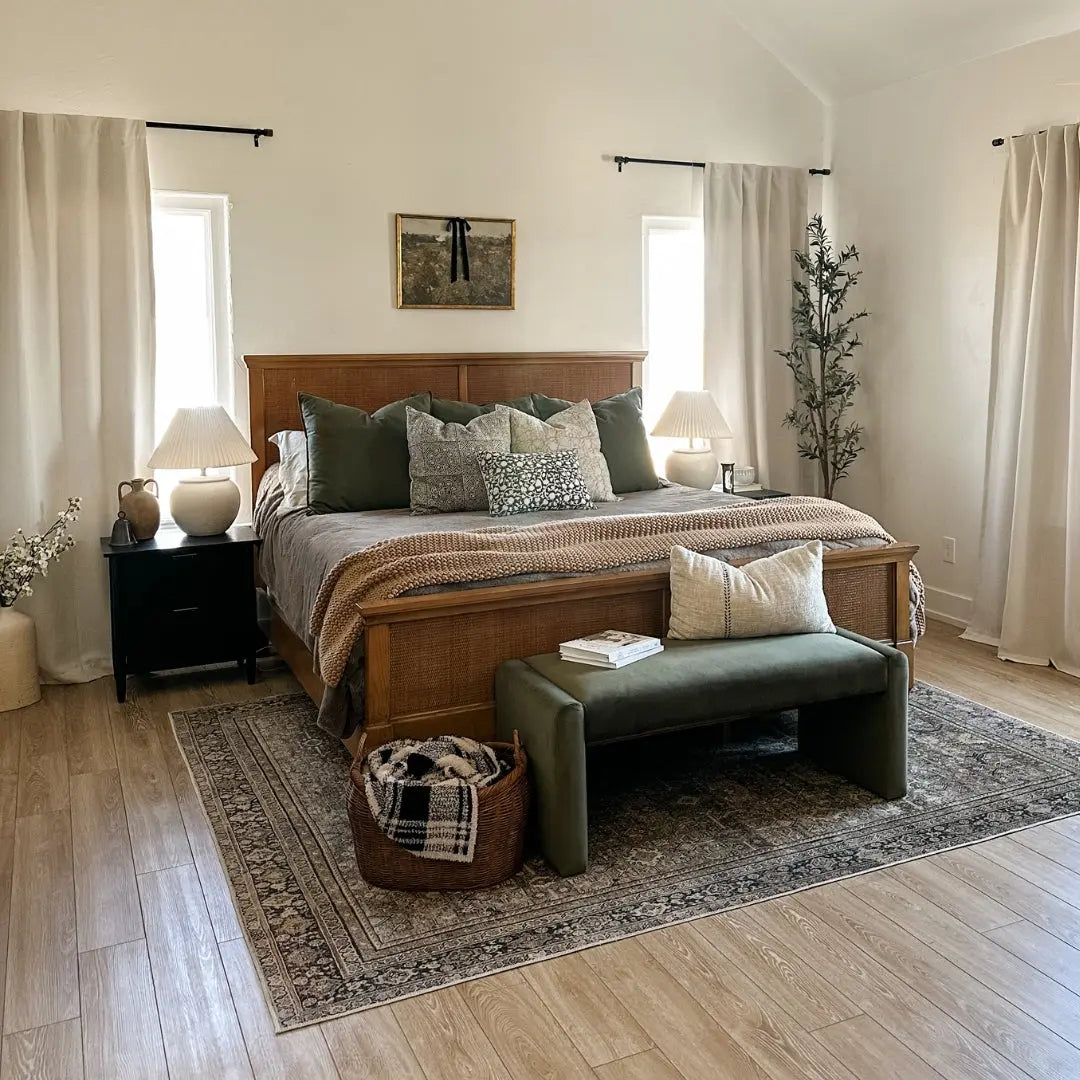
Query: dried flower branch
0 497 82 607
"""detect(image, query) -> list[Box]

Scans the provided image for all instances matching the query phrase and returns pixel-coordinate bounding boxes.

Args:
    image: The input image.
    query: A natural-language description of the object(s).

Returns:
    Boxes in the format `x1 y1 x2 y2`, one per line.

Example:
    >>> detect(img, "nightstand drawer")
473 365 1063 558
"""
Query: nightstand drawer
126 605 248 671
158 551 205 605
121 547 250 615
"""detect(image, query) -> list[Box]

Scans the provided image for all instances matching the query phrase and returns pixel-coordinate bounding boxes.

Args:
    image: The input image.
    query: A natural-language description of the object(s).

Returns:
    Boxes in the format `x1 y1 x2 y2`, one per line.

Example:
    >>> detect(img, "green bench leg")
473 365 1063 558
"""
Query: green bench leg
495 660 589 876
798 641 909 799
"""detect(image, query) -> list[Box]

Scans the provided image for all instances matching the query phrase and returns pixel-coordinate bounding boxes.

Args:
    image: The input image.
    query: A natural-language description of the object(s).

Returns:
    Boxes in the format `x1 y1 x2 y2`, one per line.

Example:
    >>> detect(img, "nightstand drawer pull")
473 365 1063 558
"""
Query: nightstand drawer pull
171 553 198 561
172 605 200 614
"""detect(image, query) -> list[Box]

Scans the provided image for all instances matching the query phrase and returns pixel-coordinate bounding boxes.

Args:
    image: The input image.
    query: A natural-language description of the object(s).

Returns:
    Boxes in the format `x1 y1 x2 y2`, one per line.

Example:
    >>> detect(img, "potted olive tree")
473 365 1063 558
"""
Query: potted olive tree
778 215 868 499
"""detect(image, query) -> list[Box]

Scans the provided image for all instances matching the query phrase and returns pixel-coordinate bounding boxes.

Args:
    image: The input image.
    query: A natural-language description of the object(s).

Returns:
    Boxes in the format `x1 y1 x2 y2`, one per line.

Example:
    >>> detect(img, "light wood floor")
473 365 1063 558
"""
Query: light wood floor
2 621 1080 1078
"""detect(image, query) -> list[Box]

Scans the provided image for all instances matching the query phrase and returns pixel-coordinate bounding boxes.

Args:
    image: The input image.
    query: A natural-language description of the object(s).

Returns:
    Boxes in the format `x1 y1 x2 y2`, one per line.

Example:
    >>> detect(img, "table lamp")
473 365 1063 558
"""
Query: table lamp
651 390 734 490
147 406 257 536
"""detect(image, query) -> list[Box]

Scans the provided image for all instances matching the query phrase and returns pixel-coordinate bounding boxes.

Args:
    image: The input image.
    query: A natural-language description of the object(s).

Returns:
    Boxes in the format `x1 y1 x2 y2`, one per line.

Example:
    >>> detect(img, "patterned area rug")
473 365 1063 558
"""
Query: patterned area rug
171 684 1080 1030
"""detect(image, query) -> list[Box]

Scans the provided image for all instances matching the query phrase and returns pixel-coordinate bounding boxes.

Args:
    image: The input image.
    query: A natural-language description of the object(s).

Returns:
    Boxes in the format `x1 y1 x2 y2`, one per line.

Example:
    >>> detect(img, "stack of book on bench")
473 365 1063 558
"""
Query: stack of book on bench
559 630 664 669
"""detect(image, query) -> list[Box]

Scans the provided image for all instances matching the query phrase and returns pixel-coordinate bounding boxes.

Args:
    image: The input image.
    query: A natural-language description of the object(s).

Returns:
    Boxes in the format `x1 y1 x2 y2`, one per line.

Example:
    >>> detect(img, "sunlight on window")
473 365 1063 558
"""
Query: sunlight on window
151 194 232 512
642 218 704 471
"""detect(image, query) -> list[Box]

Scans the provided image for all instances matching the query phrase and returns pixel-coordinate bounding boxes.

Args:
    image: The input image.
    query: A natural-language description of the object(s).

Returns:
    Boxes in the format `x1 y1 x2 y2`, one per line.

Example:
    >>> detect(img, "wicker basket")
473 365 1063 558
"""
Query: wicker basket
347 732 529 891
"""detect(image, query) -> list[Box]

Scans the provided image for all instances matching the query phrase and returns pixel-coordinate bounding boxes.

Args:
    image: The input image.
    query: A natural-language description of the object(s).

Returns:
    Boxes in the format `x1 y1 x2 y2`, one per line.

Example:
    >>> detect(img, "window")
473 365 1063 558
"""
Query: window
150 192 238 514
642 216 704 468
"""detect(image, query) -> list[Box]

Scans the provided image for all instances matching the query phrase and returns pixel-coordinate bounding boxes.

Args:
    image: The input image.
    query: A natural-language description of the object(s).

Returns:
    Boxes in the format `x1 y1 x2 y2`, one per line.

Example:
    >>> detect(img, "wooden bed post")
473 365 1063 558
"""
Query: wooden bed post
894 557 916 688
363 623 394 750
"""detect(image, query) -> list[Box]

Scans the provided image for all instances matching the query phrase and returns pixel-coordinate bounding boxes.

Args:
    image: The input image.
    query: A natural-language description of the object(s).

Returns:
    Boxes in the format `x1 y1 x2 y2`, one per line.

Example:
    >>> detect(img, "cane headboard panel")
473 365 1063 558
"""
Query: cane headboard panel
243 351 645 496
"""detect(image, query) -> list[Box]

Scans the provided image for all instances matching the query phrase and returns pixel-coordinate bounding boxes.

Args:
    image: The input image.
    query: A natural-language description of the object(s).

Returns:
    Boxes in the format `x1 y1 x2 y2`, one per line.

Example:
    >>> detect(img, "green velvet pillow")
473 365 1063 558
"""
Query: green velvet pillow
531 387 660 494
430 394 539 424
299 391 432 513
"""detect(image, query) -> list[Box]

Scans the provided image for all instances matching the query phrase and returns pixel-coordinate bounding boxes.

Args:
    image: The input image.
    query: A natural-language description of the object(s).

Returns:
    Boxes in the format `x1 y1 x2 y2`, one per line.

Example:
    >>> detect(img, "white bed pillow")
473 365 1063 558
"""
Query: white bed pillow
500 401 617 503
269 430 309 512
668 541 835 640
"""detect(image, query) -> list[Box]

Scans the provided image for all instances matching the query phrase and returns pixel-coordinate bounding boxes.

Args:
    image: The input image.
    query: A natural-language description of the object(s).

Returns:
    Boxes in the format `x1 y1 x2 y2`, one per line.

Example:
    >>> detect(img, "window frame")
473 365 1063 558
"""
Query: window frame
151 190 237 418
150 190 249 520
641 213 703 359
641 215 705 469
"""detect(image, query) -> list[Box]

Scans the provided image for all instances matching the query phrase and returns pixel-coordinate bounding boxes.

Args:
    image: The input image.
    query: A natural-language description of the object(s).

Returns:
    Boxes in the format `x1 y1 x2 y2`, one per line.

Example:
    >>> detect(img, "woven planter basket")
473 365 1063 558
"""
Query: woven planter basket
347 732 529 891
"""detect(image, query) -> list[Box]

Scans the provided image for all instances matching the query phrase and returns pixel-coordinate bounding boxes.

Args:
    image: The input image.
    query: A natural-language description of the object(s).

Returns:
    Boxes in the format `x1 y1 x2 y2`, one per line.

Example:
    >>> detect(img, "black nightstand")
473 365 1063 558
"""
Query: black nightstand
101 525 262 702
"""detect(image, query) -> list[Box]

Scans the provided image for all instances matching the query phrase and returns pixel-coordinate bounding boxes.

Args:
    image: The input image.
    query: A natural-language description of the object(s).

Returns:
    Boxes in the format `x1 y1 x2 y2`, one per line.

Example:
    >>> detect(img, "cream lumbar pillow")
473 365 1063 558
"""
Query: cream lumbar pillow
668 541 835 640
500 401 617 502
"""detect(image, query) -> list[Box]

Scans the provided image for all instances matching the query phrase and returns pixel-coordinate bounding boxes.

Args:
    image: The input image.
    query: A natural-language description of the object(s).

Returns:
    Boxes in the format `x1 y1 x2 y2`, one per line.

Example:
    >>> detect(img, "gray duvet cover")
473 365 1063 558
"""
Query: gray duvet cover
254 467 886 736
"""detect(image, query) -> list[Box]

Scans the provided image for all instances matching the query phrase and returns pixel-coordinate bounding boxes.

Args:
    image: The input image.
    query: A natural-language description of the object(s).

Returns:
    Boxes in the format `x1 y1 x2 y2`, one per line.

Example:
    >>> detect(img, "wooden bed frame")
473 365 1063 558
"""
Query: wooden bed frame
245 351 918 749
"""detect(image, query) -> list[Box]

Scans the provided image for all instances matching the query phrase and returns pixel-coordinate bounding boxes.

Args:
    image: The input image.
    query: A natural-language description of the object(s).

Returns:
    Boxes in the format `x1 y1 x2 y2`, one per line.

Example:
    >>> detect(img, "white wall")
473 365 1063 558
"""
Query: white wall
830 30 1080 624
2 0 823 366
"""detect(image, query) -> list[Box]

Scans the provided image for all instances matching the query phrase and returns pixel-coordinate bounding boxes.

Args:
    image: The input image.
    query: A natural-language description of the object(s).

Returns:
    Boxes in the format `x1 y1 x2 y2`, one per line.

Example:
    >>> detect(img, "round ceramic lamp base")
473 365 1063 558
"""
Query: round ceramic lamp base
665 448 719 490
170 475 241 537
0 607 41 713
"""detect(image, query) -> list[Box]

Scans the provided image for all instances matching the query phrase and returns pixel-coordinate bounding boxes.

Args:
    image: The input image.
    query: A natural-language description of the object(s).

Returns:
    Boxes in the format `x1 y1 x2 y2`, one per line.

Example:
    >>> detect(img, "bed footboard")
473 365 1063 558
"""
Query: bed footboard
356 543 919 748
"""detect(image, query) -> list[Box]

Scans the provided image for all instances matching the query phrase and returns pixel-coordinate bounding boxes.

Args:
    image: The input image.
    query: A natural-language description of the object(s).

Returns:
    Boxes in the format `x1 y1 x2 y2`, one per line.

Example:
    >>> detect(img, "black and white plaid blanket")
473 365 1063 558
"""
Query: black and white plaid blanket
363 735 507 862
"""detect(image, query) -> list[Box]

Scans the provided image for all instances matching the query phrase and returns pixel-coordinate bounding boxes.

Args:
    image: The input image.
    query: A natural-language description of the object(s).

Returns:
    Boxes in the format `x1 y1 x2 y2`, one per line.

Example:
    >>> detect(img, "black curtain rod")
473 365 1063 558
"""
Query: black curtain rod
992 130 1051 147
146 121 273 147
613 154 831 177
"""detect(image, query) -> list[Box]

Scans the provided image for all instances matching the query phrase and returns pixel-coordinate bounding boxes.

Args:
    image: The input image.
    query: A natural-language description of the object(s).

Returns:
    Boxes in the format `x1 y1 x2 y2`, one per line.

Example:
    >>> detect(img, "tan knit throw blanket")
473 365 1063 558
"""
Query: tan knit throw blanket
311 497 924 687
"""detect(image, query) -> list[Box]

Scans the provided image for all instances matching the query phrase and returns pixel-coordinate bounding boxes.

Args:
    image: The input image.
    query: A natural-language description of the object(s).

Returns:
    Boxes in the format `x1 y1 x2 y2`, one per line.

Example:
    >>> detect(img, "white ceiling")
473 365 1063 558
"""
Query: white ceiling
719 0 1080 99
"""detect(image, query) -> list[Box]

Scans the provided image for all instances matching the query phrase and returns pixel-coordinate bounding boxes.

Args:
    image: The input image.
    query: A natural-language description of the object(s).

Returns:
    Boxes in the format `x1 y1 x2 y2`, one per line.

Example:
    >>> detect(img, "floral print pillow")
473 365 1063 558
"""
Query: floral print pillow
476 451 593 517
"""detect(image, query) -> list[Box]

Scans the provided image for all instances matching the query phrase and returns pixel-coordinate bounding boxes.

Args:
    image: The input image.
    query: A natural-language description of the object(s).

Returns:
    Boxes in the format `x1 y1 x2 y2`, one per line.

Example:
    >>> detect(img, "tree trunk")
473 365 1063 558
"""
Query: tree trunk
816 286 831 498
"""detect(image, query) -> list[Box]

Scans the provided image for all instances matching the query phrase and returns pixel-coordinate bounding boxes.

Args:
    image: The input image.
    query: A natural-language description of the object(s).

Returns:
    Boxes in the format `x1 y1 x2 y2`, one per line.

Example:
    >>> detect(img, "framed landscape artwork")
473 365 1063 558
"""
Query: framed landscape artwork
396 214 516 309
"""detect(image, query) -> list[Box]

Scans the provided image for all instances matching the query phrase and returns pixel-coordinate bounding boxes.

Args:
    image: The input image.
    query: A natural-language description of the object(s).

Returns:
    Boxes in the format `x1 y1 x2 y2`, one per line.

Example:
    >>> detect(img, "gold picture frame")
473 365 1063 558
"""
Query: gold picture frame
395 213 516 310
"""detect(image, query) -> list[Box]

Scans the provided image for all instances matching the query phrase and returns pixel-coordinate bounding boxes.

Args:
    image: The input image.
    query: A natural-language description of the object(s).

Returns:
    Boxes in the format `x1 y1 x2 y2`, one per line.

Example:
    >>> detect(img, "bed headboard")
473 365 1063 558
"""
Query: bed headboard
243 351 646 497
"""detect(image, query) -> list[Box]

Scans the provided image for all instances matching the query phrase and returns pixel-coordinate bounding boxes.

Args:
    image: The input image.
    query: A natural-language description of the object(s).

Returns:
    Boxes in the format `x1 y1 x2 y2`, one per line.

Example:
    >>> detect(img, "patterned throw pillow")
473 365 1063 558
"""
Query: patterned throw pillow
500 401 617 502
668 541 836 640
406 406 512 513
476 451 592 517
530 387 660 493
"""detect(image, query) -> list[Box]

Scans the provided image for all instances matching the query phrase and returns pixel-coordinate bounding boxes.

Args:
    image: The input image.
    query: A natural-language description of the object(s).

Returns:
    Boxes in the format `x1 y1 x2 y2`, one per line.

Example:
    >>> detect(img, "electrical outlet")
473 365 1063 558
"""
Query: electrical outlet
943 536 957 564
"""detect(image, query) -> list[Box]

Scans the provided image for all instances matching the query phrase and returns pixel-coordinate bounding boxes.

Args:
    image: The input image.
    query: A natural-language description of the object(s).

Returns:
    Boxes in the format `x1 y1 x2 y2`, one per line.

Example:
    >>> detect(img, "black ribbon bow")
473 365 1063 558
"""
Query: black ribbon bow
446 217 471 283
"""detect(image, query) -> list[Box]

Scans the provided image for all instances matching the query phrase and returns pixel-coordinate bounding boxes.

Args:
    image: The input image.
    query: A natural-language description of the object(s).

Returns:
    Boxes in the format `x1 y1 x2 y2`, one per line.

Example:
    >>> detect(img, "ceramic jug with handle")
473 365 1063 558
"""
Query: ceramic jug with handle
117 478 160 541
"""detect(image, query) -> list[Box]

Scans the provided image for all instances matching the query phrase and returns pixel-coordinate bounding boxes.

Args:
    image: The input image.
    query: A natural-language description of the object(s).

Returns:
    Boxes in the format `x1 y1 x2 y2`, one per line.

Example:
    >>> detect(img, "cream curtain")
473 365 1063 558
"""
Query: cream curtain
0 111 154 681
964 125 1080 675
703 164 807 493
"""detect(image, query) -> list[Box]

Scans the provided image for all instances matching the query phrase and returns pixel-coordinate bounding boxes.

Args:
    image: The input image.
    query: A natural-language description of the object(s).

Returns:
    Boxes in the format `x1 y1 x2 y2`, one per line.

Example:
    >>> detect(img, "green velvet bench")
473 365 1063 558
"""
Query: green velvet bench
494 628 908 877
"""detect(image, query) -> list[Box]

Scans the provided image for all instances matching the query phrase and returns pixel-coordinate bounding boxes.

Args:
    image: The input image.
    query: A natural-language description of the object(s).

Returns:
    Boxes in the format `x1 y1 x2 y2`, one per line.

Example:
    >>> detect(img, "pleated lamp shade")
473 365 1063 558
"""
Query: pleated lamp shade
650 390 733 440
147 406 257 471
